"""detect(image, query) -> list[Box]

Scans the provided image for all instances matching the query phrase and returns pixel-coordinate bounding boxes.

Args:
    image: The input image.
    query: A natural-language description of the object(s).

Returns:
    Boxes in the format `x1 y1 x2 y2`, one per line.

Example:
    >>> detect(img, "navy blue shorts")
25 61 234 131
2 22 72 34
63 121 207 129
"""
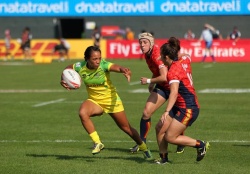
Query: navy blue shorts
153 84 170 100
169 106 199 126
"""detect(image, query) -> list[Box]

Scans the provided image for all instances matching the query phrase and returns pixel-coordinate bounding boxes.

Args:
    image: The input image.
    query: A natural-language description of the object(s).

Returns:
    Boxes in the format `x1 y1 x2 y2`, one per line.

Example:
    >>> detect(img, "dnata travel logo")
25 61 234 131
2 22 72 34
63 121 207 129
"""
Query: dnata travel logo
0 1 69 14
75 1 154 14
160 0 241 13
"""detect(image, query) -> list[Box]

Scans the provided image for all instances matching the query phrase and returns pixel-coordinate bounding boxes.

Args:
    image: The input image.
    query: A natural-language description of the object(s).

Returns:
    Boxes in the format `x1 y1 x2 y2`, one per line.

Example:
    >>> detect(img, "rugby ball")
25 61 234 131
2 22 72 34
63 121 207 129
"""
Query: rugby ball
62 69 81 89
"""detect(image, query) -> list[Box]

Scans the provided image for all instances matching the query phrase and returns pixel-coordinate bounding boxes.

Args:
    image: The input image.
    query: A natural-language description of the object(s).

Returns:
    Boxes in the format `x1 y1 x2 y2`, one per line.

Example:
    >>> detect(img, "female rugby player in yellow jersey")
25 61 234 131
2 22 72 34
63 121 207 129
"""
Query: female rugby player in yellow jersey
60 46 152 159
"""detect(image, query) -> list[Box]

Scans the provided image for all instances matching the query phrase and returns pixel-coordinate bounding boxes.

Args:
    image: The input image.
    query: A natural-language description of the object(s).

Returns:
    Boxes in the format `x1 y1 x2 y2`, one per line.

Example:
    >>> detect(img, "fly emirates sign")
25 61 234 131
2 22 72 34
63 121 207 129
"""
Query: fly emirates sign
108 41 142 58
106 39 250 62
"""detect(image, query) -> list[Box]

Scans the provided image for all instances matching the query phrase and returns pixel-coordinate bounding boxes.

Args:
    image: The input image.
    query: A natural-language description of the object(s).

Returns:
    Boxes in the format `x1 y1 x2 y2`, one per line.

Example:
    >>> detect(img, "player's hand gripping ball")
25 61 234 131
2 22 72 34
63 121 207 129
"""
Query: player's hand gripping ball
61 69 81 90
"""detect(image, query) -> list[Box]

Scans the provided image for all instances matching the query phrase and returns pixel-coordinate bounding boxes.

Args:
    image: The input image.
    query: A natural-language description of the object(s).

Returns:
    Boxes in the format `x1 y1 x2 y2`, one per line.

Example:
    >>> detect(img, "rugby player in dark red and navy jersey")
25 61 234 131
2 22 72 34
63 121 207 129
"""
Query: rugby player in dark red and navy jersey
130 33 184 154
154 37 210 164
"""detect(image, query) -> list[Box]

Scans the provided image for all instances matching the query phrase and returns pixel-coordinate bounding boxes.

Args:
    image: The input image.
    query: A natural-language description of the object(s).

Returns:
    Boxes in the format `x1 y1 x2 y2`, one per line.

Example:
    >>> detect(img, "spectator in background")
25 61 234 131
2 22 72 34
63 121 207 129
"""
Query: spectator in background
4 29 13 61
184 29 195 40
52 38 70 62
205 24 223 40
125 27 135 40
92 26 101 48
114 29 125 40
227 26 241 44
20 27 32 60
150 31 154 37
199 24 216 63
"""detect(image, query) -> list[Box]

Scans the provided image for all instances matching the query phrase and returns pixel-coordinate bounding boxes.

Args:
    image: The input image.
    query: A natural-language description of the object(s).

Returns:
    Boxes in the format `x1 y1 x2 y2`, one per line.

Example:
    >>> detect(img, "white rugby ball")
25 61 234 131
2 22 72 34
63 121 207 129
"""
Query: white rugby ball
62 69 81 89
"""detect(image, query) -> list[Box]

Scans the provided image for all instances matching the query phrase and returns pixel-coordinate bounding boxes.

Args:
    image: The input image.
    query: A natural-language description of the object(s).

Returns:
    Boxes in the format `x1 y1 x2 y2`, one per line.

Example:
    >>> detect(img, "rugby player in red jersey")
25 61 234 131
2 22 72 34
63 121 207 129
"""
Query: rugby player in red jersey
154 37 210 164
130 33 184 154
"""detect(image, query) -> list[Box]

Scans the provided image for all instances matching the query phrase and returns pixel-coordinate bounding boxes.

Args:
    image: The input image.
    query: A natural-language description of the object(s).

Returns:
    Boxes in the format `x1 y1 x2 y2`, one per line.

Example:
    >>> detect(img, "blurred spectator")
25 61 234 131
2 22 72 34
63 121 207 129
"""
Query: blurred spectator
92 26 101 48
125 27 134 40
184 29 195 40
20 27 32 60
114 29 125 40
4 29 13 61
205 23 223 40
227 26 241 43
199 24 216 63
52 38 70 62
149 31 154 37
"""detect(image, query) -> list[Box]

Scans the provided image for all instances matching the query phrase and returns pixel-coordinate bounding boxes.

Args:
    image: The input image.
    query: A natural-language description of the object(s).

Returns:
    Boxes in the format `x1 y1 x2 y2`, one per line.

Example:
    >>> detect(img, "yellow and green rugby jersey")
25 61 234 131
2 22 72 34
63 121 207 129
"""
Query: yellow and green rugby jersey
73 59 120 103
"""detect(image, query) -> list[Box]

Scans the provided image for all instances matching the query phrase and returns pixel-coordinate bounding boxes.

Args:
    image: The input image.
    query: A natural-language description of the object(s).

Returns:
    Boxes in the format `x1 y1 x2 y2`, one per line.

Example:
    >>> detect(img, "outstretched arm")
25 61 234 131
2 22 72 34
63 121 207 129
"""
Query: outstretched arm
109 64 131 82
205 23 215 32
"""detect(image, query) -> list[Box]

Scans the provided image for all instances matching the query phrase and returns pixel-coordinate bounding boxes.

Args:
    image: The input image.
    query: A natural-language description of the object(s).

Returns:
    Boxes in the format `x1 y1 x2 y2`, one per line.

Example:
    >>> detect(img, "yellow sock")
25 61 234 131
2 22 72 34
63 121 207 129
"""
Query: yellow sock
138 142 147 151
89 131 101 144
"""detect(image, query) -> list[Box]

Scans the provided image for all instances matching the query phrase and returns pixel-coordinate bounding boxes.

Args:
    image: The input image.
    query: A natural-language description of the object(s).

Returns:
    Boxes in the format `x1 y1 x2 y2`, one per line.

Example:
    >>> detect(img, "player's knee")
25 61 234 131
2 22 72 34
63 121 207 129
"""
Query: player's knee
142 109 153 119
155 122 162 134
165 133 175 144
79 109 89 121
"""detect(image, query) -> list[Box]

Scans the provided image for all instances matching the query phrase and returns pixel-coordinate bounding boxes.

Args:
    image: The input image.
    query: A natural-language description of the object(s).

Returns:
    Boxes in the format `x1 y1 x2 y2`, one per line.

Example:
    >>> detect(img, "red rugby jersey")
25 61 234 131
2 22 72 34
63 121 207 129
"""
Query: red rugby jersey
144 45 168 88
167 55 199 108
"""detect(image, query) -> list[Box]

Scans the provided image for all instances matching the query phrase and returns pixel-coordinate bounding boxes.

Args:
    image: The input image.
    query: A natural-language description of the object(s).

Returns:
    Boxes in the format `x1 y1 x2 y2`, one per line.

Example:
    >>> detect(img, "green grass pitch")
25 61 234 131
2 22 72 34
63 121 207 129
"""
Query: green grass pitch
0 59 249 174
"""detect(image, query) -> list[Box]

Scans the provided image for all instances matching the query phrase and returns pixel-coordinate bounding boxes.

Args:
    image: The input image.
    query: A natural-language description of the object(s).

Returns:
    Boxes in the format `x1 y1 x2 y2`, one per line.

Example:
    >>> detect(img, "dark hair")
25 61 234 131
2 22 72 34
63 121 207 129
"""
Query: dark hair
25 27 30 31
160 37 180 61
84 46 101 61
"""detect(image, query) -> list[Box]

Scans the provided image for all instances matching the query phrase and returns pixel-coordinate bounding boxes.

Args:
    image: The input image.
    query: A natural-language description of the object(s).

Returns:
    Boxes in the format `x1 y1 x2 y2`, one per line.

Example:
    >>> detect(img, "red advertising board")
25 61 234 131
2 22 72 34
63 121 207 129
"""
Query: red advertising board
106 39 250 62
101 26 120 37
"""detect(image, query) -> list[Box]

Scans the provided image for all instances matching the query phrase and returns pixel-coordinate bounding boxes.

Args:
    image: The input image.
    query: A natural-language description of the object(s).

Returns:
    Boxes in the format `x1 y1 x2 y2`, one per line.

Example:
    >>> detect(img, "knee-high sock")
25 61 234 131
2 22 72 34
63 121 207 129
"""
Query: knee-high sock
140 118 151 143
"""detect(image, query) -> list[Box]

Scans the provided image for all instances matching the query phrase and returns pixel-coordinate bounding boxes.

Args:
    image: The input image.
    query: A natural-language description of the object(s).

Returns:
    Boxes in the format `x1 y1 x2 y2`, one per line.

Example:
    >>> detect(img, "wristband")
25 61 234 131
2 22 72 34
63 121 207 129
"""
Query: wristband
146 79 151 84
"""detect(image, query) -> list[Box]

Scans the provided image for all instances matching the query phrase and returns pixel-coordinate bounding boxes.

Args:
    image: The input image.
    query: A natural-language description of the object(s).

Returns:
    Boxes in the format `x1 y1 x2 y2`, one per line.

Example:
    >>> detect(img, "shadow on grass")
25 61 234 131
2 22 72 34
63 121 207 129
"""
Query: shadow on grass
103 146 173 154
26 153 150 164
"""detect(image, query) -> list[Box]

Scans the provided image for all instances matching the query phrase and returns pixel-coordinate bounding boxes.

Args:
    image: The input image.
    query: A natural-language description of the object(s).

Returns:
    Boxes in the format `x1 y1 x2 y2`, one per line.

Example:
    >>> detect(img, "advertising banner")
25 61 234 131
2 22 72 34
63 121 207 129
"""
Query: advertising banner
0 39 106 61
106 39 250 62
0 0 250 16
1 39 249 62
101 26 120 37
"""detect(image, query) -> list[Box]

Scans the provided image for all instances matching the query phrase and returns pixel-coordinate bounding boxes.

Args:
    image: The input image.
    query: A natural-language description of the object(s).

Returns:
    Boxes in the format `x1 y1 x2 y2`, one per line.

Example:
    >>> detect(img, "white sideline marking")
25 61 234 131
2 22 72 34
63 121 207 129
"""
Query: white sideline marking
32 98 65 107
129 81 141 85
199 88 250 93
203 64 213 68
0 89 65 93
129 89 148 93
0 62 33 66
1 88 250 94
130 88 250 94
0 140 249 143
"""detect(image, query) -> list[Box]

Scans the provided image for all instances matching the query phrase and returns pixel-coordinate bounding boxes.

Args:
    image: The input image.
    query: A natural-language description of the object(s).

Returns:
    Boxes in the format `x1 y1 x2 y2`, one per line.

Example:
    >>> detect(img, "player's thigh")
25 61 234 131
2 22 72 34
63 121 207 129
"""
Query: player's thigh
156 115 172 134
167 119 186 138
109 111 130 129
79 99 103 117
144 92 166 114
